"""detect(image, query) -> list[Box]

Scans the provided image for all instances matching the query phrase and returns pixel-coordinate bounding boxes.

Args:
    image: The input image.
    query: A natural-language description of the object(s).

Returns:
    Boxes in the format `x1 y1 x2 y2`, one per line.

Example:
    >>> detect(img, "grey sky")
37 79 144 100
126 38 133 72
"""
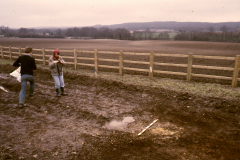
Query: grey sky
1 0 239 28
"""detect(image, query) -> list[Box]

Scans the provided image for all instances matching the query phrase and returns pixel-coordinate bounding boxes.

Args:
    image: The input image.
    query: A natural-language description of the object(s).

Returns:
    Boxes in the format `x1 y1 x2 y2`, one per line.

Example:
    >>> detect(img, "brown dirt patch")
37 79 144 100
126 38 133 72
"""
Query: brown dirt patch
1 39 240 159
0 64 240 159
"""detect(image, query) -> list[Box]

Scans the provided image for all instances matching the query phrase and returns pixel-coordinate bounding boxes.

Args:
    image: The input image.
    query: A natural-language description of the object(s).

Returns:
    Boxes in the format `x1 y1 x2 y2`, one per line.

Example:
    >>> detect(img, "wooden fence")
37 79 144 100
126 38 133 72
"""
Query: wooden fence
1 45 240 87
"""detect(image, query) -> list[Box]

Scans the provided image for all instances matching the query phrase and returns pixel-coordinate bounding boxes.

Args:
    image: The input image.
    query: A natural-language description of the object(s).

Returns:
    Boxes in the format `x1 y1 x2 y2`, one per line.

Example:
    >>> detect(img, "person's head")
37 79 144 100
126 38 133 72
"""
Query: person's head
53 49 60 60
25 46 33 54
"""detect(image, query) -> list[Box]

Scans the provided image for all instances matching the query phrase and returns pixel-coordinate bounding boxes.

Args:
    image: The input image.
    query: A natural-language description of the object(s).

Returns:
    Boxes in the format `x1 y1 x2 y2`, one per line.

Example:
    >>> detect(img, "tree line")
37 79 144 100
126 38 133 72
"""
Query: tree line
174 32 240 43
174 25 240 43
1 25 240 42
0 26 131 40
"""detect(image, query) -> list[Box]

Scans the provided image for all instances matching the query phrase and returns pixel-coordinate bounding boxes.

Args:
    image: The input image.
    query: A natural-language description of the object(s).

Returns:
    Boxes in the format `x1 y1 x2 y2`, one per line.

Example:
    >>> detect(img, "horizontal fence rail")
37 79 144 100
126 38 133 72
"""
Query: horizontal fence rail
0 45 240 87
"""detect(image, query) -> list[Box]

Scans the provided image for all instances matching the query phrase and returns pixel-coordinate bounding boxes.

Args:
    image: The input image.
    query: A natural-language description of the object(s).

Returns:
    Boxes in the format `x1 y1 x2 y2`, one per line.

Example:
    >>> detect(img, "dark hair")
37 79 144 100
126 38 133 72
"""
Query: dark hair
25 46 33 53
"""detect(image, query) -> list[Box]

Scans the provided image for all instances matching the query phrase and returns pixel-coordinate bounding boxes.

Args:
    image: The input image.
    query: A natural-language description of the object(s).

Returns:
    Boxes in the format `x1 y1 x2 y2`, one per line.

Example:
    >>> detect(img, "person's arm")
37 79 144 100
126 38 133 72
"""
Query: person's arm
32 58 37 70
49 57 56 69
59 57 66 66
13 57 21 67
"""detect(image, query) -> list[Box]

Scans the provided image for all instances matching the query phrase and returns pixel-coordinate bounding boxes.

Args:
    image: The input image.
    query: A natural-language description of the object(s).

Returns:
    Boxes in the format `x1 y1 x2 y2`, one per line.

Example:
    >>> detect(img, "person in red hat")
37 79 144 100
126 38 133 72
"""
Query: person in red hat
49 49 67 96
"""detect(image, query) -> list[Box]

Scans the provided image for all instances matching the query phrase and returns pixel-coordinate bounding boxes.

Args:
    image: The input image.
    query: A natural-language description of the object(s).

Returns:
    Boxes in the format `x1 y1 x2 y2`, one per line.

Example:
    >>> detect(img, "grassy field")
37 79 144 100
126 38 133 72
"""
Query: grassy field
131 32 178 39
169 32 178 38
1 58 240 100
1 38 240 100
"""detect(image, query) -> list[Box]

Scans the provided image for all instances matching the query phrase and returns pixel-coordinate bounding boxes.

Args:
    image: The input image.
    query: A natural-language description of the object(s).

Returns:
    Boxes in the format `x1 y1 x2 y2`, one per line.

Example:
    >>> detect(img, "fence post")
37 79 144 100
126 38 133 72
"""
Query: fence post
1 46 3 59
19 47 21 56
119 50 123 75
74 49 77 69
149 51 154 78
94 49 98 78
42 48 46 66
231 55 240 87
187 52 193 81
94 49 98 70
9 46 12 60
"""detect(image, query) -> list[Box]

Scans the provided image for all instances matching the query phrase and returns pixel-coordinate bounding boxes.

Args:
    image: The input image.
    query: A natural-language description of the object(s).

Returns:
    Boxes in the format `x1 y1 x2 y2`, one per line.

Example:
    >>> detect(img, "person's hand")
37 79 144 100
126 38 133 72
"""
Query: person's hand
60 61 64 63
53 61 59 64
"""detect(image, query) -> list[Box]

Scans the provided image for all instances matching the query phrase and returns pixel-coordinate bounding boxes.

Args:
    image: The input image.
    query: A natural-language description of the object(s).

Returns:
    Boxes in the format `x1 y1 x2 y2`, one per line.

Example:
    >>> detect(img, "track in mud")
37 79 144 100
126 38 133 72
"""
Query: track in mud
0 64 240 160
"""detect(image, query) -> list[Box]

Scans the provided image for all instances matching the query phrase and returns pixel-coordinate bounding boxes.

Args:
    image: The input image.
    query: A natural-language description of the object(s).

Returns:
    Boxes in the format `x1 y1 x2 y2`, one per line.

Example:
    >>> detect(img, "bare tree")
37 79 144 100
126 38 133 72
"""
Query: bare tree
158 32 169 39
18 28 29 34
220 25 228 33
55 29 63 37
208 26 215 33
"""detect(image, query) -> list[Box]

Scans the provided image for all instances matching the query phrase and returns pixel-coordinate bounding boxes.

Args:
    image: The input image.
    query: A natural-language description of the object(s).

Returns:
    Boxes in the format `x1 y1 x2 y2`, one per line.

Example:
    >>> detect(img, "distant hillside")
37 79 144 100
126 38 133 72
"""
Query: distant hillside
92 21 240 32
15 21 240 32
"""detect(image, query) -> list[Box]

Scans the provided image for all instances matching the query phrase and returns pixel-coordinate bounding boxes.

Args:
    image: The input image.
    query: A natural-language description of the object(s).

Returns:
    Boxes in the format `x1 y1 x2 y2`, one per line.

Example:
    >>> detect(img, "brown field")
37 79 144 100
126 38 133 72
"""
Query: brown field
1 38 240 55
0 38 240 159
1 38 240 86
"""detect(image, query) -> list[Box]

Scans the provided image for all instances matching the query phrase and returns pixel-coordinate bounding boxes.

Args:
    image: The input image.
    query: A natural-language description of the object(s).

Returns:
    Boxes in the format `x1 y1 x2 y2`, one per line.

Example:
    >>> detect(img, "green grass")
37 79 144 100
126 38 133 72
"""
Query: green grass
1 58 240 100
131 32 178 39
169 33 178 39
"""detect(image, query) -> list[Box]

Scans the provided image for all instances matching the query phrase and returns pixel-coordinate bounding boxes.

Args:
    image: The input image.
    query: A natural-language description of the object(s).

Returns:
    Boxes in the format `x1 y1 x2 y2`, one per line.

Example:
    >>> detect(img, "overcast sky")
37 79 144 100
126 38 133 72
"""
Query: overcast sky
1 0 239 28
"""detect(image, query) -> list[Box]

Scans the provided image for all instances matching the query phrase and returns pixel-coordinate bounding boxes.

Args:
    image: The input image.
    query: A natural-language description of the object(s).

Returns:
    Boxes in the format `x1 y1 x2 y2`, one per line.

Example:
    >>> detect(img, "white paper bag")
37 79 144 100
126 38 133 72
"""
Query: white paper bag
10 67 21 82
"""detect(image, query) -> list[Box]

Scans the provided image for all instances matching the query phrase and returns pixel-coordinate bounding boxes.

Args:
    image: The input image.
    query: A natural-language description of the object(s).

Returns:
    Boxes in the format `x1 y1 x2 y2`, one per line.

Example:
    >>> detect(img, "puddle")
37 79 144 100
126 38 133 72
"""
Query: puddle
0 86 8 92
105 117 135 130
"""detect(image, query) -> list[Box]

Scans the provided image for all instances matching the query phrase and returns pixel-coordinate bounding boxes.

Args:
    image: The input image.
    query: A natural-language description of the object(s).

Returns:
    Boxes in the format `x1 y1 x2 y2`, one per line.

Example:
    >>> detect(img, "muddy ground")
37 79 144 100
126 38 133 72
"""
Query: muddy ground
0 63 240 160
1 39 240 159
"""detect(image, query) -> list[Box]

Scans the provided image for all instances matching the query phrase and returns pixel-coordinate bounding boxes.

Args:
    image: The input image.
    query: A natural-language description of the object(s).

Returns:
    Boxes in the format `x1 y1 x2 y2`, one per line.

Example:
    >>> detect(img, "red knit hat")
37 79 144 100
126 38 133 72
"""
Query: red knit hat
53 49 60 60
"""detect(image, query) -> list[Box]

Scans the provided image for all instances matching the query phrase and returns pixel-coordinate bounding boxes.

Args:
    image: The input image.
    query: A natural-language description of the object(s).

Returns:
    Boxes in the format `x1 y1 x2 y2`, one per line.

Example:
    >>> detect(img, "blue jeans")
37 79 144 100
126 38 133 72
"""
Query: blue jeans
52 75 65 89
19 74 35 104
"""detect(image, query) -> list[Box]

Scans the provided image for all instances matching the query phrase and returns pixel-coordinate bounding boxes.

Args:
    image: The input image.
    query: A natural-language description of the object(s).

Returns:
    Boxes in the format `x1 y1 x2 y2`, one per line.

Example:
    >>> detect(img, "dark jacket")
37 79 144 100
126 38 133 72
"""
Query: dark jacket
49 56 66 76
13 55 37 76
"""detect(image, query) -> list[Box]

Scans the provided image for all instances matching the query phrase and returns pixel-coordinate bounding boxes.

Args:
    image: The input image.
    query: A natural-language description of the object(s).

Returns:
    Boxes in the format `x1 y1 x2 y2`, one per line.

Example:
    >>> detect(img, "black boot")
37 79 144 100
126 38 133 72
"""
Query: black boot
60 87 67 95
56 89 61 97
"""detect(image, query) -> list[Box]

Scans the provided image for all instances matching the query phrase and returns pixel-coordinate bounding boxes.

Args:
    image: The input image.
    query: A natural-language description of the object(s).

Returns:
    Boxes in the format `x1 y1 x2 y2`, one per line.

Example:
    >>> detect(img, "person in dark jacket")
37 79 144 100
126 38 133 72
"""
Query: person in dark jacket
13 46 37 108
49 49 67 96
